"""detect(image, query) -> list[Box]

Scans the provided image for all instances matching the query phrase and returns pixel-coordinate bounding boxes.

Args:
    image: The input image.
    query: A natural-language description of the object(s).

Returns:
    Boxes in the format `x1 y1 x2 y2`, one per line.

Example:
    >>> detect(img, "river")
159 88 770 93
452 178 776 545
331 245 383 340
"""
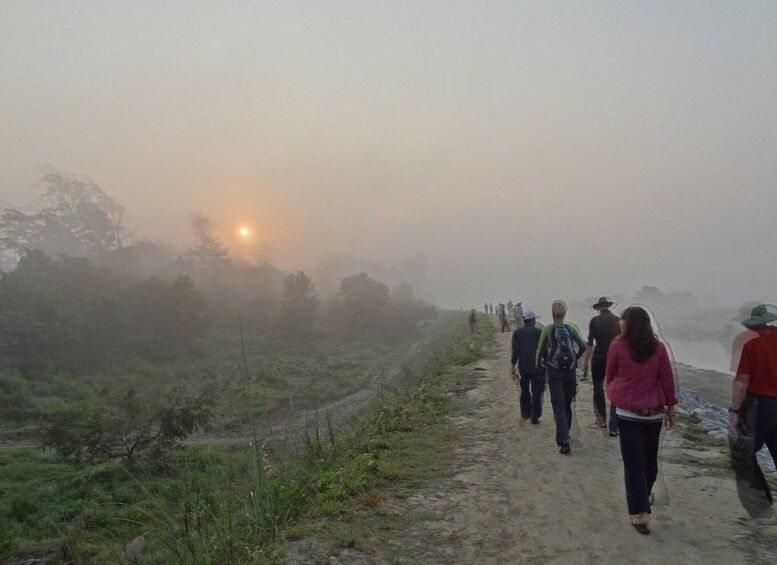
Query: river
666 338 732 375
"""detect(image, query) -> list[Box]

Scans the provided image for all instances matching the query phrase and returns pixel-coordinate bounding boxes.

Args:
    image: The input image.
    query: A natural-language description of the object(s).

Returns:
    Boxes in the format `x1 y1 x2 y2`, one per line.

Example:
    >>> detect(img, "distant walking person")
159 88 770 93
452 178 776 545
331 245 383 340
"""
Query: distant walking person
511 311 545 424
606 306 678 535
582 296 621 437
536 300 586 454
468 309 478 334
489 302 494 315
728 304 777 515
499 304 509 333
484 302 489 315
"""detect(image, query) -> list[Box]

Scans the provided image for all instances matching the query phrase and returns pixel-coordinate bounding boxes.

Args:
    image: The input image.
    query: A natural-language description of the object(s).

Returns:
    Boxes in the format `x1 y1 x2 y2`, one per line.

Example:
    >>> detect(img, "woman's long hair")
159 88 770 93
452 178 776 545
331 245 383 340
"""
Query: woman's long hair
619 306 659 362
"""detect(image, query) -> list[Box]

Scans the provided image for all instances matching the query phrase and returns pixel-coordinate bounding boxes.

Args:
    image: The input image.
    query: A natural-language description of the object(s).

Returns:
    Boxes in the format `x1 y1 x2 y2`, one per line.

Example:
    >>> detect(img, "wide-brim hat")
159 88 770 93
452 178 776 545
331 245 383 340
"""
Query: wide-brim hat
741 304 777 327
592 296 615 310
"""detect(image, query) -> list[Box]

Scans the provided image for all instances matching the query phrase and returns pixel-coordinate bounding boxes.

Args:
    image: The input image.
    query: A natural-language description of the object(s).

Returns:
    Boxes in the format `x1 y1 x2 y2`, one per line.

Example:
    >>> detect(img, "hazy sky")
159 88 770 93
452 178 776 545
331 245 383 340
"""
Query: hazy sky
2 1 776 309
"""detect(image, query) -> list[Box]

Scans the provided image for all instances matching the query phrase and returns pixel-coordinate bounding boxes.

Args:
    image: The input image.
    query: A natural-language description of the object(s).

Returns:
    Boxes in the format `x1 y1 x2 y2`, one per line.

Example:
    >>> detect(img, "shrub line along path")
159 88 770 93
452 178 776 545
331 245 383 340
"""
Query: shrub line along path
344 326 777 564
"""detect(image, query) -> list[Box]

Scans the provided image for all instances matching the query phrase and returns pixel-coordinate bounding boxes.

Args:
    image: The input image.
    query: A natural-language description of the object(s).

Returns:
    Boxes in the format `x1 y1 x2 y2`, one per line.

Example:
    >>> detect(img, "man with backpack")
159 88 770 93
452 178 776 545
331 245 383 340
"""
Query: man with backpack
536 299 587 454
511 310 545 424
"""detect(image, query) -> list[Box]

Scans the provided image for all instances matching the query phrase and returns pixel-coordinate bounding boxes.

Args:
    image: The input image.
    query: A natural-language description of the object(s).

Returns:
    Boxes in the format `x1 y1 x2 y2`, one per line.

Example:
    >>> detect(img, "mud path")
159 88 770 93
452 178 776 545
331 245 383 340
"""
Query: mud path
191 340 425 450
375 330 777 563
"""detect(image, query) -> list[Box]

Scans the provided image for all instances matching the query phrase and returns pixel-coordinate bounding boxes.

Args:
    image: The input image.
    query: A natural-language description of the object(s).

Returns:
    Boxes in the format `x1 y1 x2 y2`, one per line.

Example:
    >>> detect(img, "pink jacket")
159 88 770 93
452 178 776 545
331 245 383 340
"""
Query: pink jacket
605 340 678 411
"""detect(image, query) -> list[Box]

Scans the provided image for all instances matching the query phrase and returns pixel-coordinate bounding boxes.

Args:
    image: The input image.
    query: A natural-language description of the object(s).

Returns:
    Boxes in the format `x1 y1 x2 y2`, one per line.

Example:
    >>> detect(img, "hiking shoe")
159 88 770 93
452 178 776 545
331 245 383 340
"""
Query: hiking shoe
596 420 607 429
609 430 619 437
559 443 571 454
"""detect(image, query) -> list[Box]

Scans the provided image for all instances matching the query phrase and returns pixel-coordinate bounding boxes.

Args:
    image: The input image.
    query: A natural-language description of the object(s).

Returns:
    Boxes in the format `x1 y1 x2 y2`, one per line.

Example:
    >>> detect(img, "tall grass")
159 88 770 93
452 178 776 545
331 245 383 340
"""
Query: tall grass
2 312 493 563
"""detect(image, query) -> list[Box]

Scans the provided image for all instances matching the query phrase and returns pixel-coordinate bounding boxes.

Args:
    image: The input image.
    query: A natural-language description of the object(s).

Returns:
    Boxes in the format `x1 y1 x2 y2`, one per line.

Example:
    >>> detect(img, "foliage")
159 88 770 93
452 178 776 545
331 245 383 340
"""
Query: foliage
40 387 213 461
0 312 492 563
338 272 390 325
278 270 320 337
0 170 130 260
186 214 229 263
0 250 210 374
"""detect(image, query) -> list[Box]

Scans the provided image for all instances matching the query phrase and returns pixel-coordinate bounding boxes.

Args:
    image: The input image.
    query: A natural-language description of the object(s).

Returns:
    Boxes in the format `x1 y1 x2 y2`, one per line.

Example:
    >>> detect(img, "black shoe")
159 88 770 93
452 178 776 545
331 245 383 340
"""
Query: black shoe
609 430 619 437
560 443 571 454
531 419 540 425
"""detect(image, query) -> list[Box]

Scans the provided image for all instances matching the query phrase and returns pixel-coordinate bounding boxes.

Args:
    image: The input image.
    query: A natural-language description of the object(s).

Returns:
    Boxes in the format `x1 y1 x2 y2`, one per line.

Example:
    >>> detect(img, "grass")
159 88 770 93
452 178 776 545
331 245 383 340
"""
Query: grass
0 311 494 563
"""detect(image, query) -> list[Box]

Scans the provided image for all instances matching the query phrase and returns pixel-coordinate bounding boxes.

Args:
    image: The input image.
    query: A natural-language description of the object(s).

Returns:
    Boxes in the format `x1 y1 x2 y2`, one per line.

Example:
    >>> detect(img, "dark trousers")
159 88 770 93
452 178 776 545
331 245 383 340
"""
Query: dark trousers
591 356 618 433
519 370 545 422
547 367 576 446
617 417 663 515
752 396 777 503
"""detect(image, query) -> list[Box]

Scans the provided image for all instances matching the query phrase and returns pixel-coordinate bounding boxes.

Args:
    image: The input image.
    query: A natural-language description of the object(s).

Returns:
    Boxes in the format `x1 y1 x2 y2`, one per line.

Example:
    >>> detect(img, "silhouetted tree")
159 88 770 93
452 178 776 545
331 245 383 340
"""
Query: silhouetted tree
186 214 229 262
334 272 390 333
0 171 131 260
278 270 320 336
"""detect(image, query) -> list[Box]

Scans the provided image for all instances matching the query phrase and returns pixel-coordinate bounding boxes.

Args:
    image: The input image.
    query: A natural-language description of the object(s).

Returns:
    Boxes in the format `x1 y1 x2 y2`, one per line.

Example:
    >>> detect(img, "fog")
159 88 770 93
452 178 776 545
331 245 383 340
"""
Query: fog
2 1 776 310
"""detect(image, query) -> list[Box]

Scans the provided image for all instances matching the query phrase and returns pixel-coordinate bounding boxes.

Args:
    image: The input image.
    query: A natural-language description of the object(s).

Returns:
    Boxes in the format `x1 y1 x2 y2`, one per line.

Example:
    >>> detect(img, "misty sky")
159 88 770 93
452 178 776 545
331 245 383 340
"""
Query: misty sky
2 1 776 310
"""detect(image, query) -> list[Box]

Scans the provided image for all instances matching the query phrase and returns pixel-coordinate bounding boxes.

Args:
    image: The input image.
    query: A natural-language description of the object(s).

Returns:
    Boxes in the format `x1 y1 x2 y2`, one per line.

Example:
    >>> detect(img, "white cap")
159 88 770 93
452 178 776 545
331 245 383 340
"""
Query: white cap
523 310 540 320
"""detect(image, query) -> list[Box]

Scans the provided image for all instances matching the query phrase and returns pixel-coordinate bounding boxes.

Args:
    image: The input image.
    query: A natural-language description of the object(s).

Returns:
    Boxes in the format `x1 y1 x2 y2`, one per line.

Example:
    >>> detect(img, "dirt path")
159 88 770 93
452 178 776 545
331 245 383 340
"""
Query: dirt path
371 330 777 563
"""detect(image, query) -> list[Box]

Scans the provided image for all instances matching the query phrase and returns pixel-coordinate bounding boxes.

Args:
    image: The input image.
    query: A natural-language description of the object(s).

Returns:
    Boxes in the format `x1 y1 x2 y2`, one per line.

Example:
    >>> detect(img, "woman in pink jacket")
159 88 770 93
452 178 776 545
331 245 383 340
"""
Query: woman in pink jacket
606 306 679 535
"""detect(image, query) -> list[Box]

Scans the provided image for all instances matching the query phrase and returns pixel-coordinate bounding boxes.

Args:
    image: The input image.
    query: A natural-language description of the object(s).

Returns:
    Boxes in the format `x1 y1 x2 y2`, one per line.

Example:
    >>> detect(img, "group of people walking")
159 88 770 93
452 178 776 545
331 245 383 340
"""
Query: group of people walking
502 296 777 534
484 300 523 333
508 296 678 534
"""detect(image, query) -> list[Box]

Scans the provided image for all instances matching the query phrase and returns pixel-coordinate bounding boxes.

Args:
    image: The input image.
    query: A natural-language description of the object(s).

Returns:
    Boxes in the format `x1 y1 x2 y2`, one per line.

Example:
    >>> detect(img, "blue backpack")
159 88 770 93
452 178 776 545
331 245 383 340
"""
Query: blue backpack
549 325 576 370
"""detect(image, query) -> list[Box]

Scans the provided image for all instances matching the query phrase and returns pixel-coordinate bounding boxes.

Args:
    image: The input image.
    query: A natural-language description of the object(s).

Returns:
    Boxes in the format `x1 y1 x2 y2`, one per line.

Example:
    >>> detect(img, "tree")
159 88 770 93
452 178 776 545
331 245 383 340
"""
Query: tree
186 214 229 262
0 250 211 373
0 170 131 259
278 271 320 336
123 275 211 359
335 272 390 333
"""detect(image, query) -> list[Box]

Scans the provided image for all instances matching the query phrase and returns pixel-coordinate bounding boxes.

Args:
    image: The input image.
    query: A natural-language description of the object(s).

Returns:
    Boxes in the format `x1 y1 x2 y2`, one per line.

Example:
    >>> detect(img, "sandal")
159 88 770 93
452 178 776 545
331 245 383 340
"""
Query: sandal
631 521 650 535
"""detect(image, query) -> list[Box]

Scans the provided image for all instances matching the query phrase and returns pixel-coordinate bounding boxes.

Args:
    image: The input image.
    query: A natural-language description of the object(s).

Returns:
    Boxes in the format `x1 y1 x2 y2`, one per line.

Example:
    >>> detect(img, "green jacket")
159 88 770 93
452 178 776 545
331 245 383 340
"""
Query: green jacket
536 319 587 366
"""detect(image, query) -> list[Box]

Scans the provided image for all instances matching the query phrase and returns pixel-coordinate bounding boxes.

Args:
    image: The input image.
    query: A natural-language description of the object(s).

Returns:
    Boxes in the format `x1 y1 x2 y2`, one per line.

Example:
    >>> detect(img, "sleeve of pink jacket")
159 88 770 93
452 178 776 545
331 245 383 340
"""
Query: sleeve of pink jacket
605 342 619 386
658 344 679 407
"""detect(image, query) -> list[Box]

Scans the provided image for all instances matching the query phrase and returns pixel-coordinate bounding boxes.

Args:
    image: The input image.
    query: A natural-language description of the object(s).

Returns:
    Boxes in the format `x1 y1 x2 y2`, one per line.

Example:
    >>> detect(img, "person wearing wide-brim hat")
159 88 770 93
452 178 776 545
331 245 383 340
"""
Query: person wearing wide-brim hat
729 304 777 514
727 303 776 518
582 296 621 436
740 304 777 327
592 296 616 310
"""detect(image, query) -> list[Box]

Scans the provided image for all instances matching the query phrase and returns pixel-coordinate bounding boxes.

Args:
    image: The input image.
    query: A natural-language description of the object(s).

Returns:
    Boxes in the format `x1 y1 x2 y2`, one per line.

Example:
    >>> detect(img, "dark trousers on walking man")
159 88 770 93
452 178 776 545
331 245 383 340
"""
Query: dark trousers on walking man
519 370 545 424
547 367 576 447
592 355 619 435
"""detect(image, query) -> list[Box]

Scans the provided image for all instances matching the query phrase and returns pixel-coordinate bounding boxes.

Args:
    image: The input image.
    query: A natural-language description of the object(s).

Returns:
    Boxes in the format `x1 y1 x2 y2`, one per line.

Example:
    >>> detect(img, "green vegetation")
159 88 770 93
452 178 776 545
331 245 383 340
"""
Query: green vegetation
0 312 493 563
0 171 461 562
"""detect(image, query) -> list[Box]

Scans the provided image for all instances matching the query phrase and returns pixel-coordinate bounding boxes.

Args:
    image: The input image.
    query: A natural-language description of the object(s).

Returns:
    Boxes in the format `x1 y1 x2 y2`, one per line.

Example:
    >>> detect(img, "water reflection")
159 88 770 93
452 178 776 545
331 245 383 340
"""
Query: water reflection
667 338 732 374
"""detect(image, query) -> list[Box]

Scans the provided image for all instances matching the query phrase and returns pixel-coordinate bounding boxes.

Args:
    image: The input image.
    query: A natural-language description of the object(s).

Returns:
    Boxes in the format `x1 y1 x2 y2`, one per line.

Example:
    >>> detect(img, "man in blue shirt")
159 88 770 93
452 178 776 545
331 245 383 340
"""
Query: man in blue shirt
511 310 544 424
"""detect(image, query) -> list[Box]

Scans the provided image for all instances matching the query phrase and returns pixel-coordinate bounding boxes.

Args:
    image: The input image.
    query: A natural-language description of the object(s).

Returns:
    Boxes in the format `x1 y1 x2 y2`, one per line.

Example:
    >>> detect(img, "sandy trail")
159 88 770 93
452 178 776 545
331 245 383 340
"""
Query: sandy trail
382 330 777 564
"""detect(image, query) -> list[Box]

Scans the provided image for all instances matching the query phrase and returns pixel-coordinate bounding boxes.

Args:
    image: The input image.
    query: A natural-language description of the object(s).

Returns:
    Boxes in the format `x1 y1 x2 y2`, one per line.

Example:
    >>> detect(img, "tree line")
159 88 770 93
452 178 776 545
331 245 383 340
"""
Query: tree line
0 171 436 377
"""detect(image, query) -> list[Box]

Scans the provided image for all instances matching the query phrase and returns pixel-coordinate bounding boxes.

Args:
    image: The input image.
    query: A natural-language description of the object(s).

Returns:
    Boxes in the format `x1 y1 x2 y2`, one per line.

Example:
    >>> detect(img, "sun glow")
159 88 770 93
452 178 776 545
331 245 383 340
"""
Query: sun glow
240 227 250 237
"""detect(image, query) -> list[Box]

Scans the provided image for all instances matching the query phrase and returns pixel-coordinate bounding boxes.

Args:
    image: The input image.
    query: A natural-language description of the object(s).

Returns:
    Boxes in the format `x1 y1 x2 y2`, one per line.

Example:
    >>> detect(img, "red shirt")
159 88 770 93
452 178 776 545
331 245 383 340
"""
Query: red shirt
605 340 678 411
737 327 777 398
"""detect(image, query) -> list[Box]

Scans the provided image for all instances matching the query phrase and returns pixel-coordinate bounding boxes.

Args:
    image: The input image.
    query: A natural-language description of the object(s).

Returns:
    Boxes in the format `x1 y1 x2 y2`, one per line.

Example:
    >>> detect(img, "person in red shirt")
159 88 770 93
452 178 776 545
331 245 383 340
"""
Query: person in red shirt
606 306 679 535
729 304 777 513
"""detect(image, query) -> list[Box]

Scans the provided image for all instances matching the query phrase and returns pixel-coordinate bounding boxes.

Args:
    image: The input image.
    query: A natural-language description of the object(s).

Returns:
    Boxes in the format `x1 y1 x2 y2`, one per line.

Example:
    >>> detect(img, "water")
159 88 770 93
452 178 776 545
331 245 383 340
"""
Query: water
667 338 732 375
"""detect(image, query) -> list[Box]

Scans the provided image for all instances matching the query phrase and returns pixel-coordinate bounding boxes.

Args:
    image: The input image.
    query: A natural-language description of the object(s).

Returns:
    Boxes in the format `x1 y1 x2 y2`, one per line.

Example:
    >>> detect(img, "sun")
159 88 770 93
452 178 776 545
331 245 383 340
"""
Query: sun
239 227 250 237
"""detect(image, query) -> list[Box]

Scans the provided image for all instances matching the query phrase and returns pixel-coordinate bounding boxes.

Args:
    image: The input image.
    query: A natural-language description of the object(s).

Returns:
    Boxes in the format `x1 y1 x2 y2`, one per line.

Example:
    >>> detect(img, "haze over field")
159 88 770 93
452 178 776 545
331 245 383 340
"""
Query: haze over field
2 1 777 308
